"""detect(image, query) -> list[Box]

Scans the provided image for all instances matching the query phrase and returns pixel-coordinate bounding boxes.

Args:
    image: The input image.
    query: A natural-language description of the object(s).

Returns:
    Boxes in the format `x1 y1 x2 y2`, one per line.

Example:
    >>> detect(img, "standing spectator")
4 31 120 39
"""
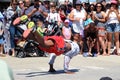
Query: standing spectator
66 3 74 16
43 0 50 13
69 0 87 54
58 4 67 22
6 1 18 56
2 9 11 55
92 3 107 55
25 0 48 21
105 0 120 55
23 0 32 15
89 4 95 14
62 19 72 40
18 0 25 16
0 16 4 57
83 3 90 13
64 0 71 6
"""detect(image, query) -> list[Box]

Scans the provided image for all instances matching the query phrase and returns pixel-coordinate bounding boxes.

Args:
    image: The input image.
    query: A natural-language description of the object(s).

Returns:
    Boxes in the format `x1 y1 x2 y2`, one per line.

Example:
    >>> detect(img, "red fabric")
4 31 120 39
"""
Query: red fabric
39 36 65 56
60 12 66 22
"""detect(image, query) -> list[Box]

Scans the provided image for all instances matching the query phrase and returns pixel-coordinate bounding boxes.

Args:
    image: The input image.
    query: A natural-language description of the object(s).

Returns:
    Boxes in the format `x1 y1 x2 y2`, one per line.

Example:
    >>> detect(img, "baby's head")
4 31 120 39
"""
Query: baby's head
36 15 44 27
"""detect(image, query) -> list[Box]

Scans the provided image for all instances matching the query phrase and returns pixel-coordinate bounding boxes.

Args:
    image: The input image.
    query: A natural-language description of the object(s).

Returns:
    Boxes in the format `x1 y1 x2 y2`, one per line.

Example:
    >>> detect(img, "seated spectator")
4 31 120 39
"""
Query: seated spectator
83 23 98 57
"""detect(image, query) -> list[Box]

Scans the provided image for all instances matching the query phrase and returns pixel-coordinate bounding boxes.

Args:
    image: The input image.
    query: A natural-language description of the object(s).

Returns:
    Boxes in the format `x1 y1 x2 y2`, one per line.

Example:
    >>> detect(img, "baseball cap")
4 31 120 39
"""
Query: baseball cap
64 19 69 23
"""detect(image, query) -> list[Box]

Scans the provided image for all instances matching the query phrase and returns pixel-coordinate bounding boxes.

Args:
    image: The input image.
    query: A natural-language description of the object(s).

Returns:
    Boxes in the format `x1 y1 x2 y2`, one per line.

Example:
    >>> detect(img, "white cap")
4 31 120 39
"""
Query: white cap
64 19 69 23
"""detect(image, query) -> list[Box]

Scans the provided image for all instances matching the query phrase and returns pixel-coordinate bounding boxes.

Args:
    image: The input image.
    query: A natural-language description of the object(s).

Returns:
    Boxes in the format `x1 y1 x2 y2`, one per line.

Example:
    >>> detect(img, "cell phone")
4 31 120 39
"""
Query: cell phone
34 3 39 9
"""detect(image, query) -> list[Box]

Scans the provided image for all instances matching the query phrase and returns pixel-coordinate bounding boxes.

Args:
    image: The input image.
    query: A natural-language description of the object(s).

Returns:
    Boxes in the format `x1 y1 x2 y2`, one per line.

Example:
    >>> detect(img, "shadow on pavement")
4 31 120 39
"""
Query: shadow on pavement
17 69 80 77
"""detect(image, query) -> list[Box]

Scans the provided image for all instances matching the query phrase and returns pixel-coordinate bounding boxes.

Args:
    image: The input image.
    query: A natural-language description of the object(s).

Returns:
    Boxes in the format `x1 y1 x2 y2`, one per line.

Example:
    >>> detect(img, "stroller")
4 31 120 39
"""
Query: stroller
14 17 45 58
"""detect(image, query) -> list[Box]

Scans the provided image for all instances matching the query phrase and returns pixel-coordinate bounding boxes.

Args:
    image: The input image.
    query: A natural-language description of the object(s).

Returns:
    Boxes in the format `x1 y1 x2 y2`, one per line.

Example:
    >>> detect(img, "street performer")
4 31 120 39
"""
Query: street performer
13 14 80 74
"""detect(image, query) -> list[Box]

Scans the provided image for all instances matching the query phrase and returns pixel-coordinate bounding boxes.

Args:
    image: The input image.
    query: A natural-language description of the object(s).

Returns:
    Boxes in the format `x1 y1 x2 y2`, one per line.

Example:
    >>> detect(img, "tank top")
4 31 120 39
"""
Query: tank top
106 9 120 24
62 26 71 40
95 12 105 27
72 9 85 33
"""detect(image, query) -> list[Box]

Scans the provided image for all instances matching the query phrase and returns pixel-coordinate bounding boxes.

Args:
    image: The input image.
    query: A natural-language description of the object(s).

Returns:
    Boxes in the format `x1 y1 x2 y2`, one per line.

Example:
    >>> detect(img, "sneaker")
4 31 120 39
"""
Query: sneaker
83 52 88 57
91 53 97 57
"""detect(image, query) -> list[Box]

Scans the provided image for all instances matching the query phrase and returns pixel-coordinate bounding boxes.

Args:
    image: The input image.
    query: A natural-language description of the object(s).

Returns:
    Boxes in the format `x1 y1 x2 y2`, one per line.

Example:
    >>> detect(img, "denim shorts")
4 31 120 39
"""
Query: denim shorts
106 23 120 32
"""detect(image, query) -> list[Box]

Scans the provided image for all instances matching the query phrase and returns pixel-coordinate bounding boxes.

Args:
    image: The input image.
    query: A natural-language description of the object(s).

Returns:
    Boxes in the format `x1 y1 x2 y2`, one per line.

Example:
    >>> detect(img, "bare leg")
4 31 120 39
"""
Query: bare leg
0 45 5 57
107 33 112 55
11 48 15 57
114 32 120 55
99 37 107 56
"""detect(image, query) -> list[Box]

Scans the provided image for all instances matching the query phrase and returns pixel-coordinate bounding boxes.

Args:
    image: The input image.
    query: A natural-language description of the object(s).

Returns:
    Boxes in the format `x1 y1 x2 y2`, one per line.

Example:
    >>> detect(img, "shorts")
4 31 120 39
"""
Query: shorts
0 38 4 44
106 23 120 33
63 42 80 59
97 27 106 37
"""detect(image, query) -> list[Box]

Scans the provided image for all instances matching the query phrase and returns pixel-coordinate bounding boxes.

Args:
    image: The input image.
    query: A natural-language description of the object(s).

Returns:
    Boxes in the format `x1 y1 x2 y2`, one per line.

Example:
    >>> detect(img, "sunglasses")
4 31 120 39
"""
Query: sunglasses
13 3 17 5
96 6 102 7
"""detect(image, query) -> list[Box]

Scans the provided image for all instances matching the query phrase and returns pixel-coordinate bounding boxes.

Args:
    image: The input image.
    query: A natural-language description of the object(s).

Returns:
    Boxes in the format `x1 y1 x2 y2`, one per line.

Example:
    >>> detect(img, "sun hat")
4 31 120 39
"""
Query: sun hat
111 0 117 4
75 0 81 5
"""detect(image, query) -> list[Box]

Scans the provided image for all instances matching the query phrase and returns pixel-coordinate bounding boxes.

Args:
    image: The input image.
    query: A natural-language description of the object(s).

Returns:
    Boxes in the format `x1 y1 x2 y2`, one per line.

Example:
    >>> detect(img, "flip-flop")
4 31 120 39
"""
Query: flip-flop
23 29 32 38
13 17 21 25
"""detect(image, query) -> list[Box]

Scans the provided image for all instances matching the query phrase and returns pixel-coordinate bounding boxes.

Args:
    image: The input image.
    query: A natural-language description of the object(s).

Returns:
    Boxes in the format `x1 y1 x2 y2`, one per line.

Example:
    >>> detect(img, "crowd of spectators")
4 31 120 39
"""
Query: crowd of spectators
0 0 120 57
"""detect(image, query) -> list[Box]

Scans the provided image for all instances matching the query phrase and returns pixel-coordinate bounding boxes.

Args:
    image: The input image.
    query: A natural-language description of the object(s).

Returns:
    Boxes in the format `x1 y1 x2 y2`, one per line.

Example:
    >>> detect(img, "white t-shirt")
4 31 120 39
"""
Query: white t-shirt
46 12 61 23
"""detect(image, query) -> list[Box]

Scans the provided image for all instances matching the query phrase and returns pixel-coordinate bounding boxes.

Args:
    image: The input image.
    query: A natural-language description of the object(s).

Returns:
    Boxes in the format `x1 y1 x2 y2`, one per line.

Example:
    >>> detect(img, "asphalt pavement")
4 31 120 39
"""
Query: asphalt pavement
0 54 120 80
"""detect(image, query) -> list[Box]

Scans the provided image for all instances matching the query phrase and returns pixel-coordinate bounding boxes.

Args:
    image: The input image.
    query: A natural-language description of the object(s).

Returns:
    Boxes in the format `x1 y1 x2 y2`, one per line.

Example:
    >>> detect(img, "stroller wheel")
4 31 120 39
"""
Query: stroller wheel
34 47 45 57
17 51 26 58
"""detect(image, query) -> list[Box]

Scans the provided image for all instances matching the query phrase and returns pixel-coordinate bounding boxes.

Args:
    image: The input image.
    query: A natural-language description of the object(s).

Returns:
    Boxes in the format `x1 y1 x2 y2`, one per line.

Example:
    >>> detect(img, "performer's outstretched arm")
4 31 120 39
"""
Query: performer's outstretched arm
33 31 55 48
